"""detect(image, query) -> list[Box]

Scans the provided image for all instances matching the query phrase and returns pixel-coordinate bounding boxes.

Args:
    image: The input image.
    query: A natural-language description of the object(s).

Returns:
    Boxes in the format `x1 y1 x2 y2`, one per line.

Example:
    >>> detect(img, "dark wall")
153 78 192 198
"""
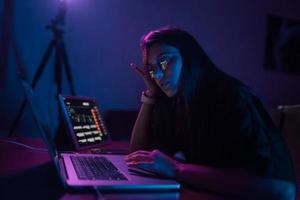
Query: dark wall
1 0 300 137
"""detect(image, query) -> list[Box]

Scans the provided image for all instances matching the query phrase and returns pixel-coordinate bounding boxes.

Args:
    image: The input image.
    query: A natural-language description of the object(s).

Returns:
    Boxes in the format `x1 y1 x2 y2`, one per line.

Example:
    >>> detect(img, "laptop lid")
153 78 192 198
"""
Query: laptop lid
17 74 67 183
58 95 111 151
19 77 57 158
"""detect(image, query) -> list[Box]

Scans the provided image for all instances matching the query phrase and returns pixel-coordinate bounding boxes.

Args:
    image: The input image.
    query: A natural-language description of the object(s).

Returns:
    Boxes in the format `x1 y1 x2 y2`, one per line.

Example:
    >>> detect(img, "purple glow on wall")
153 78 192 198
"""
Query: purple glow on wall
1 0 300 137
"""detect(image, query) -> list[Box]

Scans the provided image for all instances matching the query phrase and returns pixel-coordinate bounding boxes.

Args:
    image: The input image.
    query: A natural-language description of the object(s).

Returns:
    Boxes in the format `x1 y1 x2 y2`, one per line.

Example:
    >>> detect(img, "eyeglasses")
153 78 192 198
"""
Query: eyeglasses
147 53 178 79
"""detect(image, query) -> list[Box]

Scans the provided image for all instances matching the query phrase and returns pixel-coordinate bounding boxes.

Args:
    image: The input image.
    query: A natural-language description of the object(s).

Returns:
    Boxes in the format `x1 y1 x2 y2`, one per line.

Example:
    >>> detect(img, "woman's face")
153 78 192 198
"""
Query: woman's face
144 43 183 97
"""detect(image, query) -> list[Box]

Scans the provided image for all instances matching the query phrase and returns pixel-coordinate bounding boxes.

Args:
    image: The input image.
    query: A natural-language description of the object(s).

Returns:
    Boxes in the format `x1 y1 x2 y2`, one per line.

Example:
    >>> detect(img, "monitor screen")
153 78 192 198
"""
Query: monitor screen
59 95 110 150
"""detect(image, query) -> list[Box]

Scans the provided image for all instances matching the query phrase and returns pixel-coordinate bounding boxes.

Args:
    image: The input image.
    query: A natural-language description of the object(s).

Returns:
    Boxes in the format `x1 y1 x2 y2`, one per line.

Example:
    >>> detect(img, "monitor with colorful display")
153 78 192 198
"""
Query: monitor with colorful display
59 95 111 150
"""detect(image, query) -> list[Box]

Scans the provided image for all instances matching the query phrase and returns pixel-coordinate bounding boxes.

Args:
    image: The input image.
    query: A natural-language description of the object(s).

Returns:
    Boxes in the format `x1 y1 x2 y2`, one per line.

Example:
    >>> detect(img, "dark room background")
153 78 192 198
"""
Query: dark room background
0 0 300 137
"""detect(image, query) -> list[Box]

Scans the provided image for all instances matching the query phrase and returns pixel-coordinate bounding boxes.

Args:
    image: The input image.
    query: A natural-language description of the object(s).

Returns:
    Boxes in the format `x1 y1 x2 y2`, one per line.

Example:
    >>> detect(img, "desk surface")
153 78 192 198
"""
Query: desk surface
0 137 227 200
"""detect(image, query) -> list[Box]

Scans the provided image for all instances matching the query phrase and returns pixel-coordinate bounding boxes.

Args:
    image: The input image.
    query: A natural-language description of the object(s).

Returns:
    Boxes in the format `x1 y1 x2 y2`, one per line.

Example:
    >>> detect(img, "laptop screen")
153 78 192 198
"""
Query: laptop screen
59 95 111 150
20 78 58 159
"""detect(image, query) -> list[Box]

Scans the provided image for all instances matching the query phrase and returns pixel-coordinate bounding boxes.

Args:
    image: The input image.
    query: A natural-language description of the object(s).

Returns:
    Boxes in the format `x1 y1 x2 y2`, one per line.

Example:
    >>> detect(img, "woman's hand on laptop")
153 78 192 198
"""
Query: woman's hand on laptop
125 149 180 178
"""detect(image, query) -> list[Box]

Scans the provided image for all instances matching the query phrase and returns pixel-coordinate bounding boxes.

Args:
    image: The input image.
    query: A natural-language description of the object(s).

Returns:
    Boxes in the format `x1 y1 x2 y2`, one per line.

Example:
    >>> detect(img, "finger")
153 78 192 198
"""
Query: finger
125 156 152 163
125 154 153 163
130 63 146 77
126 150 151 159
142 64 152 78
126 161 154 168
130 62 158 92
128 150 151 156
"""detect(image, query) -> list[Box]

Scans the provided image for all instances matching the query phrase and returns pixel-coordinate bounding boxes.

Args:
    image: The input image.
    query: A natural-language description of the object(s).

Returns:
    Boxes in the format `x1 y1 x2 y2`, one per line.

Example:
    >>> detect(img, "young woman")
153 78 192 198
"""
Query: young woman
125 27 296 199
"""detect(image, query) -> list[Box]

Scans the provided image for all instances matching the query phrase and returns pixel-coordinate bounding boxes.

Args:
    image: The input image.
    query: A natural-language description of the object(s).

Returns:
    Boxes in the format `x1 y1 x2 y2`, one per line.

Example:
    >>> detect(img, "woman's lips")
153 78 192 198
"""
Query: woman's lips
161 82 170 89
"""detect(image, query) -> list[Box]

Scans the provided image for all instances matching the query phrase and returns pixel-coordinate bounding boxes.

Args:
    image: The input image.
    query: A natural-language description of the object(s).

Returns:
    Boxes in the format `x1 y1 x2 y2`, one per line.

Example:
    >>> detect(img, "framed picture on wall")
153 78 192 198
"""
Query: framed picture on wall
264 14 300 74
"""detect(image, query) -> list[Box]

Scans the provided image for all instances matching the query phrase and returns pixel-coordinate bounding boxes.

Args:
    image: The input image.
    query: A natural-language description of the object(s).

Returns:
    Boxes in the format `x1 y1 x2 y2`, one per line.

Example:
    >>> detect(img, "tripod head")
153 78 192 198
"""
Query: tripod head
46 0 68 35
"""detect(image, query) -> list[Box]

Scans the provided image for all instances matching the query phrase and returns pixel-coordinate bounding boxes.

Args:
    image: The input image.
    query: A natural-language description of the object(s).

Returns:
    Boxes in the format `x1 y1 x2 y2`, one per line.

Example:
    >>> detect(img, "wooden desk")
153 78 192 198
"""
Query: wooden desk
0 137 227 200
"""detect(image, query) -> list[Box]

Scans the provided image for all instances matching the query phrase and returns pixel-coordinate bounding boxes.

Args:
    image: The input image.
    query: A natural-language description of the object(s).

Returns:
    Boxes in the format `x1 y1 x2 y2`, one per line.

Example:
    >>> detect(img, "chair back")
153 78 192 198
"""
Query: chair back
278 104 300 198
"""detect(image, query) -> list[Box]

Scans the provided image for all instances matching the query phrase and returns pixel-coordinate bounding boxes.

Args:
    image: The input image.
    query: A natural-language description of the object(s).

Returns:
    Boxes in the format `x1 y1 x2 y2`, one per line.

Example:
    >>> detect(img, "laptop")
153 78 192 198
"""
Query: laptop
19 75 180 191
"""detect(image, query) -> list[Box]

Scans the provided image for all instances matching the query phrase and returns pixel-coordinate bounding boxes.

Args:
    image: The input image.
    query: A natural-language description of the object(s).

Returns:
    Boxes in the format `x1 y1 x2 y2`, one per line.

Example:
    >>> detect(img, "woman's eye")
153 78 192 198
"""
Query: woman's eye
149 71 154 78
160 60 168 71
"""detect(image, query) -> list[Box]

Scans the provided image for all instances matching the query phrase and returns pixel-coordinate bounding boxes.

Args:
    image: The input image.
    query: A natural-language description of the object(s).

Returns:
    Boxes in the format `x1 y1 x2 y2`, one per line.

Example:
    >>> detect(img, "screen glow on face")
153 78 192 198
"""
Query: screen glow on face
148 52 179 79
146 44 183 97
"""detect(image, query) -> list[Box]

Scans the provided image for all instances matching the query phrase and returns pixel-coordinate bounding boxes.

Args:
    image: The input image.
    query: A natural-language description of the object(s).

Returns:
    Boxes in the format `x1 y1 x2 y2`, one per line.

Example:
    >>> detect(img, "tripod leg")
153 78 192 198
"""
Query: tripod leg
54 40 63 95
61 40 76 95
53 39 67 142
8 40 55 136
32 40 55 87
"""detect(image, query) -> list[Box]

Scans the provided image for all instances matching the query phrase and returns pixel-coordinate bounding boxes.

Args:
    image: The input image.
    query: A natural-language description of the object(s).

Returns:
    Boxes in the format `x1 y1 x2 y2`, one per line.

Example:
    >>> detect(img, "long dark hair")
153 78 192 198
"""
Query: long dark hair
140 27 220 155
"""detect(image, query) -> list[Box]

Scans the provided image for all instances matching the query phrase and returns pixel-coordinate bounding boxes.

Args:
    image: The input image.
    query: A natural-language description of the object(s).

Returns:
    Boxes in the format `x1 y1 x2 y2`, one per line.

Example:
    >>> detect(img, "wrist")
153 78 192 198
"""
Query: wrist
141 91 156 105
174 162 184 180
144 89 157 98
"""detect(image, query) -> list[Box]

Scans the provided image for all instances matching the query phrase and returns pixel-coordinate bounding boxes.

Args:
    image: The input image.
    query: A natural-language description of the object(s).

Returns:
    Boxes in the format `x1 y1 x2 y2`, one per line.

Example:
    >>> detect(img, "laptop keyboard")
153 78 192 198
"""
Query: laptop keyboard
70 156 127 180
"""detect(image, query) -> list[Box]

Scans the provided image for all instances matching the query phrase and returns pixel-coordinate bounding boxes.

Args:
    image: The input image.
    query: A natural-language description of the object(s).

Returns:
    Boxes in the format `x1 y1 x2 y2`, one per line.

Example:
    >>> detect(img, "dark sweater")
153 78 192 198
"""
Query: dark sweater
150 71 296 186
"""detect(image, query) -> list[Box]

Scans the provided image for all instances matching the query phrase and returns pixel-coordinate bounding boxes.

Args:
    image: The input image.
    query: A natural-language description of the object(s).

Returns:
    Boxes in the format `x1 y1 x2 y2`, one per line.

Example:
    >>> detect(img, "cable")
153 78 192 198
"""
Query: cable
0 138 74 154
0 138 48 152
93 186 106 200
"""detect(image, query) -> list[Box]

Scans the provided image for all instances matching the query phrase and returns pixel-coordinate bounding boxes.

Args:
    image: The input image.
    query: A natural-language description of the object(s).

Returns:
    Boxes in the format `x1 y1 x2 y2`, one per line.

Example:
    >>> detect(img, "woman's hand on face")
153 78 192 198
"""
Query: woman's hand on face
130 63 159 97
125 149 180 178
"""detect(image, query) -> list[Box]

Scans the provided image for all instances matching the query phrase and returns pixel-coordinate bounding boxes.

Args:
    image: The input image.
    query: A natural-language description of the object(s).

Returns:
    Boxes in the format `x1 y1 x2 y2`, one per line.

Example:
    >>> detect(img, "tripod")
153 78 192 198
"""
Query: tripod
9 0 76 136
